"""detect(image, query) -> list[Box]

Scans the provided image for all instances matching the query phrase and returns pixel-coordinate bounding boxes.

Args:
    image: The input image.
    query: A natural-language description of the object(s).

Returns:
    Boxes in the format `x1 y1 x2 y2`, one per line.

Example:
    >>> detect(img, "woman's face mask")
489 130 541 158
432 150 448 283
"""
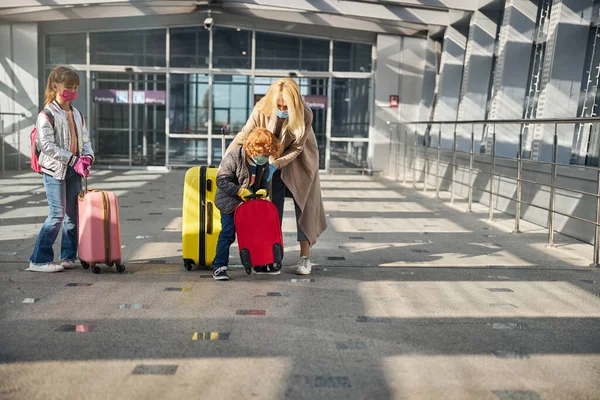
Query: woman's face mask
277 97 288 119
252 155 269 165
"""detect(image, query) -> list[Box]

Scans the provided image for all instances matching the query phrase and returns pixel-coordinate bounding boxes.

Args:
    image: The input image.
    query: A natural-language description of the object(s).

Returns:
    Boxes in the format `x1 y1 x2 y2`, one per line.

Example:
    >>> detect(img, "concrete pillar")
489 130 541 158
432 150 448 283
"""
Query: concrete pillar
370 35 427 175
485 0 538 157
419 37 442 141
432 24 469 149
456 9 502 152
529 0 594 163
0 23 39 170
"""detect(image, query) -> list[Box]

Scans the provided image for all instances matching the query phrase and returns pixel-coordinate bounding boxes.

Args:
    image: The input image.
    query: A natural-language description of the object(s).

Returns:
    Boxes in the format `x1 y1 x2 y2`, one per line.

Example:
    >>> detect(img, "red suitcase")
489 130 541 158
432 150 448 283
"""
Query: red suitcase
234 196 283 275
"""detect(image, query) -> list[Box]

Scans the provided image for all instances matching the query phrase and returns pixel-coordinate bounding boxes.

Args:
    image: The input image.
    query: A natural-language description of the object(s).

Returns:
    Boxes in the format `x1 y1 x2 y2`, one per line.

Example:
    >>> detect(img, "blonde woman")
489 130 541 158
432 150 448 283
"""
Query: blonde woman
225 78 327 275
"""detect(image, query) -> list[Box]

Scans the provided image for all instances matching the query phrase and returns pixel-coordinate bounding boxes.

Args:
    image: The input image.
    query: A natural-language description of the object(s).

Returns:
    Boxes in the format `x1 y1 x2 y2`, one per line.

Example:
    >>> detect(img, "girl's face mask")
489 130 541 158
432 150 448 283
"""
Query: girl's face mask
55 85 78 102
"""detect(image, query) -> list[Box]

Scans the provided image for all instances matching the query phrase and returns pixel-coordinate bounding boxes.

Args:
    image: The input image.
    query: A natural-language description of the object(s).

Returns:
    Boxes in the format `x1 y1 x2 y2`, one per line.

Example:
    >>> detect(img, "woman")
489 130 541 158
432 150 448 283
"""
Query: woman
27 66 94 272
226 78 327 275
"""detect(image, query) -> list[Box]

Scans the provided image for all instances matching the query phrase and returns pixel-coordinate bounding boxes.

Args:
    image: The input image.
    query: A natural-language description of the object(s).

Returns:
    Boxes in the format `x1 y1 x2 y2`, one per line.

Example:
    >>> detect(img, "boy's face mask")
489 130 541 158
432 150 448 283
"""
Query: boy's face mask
252 155 269 165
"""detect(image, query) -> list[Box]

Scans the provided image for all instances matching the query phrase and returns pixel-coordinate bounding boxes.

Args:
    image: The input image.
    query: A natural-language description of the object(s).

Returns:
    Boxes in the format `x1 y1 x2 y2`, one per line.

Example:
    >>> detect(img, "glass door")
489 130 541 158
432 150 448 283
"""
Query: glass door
91 72 166 166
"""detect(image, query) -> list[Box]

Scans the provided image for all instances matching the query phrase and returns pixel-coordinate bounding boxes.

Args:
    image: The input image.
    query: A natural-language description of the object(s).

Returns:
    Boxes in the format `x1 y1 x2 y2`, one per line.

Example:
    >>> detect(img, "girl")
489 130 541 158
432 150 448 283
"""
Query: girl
225 78 327 275
213 127 282 280
27 66 94 273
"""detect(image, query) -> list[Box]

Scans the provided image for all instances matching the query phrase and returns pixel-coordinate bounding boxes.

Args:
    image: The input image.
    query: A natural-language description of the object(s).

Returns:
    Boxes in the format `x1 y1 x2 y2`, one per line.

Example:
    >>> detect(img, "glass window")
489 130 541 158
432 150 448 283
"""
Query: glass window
256 32 329 71
212 75 252 135
90 29 166 66
169 74 209 134
170 27 209 68
330 141 368 169
169 138 208 165
213 27 251 69
333 41 372 72
46 33 86 65
212 138 235 164
332 78 370 138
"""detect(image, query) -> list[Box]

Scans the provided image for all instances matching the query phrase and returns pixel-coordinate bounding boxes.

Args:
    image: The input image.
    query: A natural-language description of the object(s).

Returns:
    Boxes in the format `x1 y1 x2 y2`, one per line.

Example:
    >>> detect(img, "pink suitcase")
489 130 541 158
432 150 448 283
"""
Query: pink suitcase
78 188 125 274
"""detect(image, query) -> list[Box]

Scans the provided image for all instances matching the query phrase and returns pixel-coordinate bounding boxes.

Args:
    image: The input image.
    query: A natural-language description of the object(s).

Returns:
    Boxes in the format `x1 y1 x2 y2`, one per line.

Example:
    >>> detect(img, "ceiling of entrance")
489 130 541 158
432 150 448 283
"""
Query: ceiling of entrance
0 0 477 37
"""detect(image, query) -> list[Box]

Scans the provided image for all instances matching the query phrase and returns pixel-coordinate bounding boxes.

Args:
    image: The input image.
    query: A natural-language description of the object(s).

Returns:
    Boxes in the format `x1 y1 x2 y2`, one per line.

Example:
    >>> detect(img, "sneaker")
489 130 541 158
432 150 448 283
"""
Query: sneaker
295 257 312 275
213 266 229 281
26 262 64 273
254 265 281 275
60 259 76 269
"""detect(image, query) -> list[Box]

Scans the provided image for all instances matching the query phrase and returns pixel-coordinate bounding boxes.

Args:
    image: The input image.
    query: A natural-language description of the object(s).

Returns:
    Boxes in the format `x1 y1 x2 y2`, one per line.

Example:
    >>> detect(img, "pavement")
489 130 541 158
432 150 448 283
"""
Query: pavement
0 169 599 400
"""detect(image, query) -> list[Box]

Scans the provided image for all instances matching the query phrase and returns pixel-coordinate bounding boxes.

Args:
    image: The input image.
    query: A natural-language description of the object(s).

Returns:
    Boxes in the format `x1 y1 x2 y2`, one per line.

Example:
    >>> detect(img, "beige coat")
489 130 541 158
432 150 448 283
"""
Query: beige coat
225 104 327 245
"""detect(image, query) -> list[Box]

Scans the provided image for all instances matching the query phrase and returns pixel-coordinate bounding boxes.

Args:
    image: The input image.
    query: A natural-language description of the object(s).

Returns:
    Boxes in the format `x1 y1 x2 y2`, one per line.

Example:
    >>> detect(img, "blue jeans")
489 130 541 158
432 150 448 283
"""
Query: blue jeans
213 211 236 269
29 167 81 264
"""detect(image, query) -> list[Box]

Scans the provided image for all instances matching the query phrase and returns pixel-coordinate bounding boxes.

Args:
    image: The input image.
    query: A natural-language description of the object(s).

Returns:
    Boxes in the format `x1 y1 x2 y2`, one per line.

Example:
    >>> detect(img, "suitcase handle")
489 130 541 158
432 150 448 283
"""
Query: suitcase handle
207 201 213 234
244 193 265 200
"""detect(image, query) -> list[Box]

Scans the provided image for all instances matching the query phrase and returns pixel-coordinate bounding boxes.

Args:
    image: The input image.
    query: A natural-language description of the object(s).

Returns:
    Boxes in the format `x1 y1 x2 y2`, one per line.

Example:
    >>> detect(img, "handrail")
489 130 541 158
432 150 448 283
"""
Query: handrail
388 117 600 125
385 118 600 268
0 112 27 172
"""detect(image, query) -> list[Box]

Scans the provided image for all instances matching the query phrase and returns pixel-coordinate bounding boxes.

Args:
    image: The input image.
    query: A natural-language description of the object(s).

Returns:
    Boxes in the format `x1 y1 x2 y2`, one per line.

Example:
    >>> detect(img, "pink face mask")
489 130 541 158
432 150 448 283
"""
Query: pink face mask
59 89 78 102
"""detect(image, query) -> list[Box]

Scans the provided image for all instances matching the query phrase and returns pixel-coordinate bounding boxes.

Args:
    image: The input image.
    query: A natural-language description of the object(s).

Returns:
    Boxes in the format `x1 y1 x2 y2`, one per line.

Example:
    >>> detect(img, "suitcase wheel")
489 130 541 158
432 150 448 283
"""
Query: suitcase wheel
116 264 126 273
274 262 282 271
92 265 101 274
244 265 252 275
184 260 194 271
81 261 90 269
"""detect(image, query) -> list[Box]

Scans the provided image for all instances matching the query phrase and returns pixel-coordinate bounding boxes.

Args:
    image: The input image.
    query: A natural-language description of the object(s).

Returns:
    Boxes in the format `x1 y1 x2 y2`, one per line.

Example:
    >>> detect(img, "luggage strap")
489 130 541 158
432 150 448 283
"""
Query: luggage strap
101 191 111 264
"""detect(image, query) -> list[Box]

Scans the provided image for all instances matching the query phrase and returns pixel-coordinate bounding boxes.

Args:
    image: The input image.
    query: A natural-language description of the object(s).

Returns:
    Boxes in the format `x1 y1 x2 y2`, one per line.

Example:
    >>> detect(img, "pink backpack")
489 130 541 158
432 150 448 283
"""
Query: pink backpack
30 110 53 174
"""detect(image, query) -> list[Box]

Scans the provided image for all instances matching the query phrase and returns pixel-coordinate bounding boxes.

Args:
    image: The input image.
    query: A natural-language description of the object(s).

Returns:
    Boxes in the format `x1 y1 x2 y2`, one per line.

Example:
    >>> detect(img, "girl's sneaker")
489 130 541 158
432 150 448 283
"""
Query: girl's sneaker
213 266 229 281
26 262 64 273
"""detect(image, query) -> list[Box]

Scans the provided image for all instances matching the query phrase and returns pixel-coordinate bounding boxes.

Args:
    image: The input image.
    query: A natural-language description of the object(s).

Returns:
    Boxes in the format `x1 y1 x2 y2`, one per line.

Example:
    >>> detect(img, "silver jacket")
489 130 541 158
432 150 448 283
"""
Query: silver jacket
36 100 94 180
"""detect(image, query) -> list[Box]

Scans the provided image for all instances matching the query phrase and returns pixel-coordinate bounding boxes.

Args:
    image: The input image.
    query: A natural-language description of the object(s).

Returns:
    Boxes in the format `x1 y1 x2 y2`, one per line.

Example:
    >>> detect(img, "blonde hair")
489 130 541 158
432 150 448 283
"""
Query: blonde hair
255 78 305 140
245 127 283 158
44 67 80 106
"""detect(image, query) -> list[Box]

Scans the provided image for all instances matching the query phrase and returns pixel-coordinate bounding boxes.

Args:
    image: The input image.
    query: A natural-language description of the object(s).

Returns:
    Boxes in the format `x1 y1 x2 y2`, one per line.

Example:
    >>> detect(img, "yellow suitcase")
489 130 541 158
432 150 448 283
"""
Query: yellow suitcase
182 166 221 270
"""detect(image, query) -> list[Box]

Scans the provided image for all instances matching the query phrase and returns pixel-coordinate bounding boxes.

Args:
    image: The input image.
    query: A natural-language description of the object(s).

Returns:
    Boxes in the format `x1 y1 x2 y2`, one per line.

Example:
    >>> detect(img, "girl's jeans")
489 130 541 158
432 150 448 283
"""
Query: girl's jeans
29 167 81 264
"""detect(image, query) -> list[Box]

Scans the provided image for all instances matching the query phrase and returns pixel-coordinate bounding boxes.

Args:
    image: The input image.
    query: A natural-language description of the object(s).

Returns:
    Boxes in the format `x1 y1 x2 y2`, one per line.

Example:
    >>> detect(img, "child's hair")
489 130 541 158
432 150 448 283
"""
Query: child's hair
44 67 80 106
244 127 283 158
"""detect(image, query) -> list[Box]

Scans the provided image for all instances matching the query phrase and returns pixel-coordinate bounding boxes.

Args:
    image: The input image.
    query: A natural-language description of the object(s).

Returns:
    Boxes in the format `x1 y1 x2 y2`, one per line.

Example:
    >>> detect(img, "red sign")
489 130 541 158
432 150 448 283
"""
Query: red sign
390 95 399 108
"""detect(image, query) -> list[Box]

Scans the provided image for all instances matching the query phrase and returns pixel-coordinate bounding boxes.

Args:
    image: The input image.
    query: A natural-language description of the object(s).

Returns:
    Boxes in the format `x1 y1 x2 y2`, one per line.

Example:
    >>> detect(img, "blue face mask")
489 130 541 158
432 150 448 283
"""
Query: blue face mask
252 155 269 165
276 109 288 119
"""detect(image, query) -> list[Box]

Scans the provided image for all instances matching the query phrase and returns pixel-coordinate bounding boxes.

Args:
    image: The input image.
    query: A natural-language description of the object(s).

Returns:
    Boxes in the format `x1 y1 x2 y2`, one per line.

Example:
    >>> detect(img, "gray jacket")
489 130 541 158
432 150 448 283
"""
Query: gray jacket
36 100 94 180
215 147 270 214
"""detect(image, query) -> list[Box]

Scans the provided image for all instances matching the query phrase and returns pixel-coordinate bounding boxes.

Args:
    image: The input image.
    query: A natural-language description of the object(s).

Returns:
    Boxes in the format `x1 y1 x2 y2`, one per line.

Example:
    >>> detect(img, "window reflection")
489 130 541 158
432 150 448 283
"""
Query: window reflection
170 74 209 134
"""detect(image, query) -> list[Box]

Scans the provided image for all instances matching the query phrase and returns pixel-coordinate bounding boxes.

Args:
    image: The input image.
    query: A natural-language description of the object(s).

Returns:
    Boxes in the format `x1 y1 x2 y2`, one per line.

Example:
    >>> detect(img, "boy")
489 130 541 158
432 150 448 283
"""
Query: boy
212 127 283 280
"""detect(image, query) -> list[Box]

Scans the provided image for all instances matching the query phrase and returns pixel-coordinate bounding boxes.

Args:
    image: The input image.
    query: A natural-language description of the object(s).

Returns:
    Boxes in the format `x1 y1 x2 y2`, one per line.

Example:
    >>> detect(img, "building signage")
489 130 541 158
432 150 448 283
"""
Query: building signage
389 95 399 108
93 89 166 105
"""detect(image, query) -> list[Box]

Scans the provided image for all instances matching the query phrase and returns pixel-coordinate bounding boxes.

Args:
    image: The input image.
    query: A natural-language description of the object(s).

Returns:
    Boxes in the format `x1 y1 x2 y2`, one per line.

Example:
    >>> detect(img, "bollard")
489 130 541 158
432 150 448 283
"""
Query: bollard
403 126 408 183
413 127 418 189
423 127 428 193
17 119 21 170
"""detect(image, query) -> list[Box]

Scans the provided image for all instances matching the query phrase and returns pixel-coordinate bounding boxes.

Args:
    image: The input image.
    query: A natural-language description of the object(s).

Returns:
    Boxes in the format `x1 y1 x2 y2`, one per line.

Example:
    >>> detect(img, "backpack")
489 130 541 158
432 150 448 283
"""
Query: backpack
30 107 85 173
30 110 53 173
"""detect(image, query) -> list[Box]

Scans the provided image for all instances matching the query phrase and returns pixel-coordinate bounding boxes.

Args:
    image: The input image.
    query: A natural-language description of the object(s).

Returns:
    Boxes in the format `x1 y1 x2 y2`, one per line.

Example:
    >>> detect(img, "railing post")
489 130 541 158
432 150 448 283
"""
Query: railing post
423 126 428 193
413 127 418 189
468 123 474 212
592 166 600 267
547 124 558 248
17 118 21 170
387 122 393 178
403 125 408 184
395 125 401 180
1 119 4 172
436 123 441 199
514 124 523 233
451 123 457 204
488 123 496 222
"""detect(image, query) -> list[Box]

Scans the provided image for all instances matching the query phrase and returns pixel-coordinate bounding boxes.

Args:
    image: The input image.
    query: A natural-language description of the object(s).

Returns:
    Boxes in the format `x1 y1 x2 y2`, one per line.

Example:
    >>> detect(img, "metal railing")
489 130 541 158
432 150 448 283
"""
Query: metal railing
386 117 600 267
1 112 27 172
